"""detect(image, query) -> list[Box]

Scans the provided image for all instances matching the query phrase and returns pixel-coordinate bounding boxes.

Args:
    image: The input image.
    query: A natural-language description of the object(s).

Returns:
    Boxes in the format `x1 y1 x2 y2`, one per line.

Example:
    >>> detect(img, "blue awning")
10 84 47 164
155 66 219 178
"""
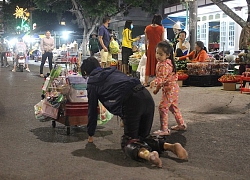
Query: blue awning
162 16 186 29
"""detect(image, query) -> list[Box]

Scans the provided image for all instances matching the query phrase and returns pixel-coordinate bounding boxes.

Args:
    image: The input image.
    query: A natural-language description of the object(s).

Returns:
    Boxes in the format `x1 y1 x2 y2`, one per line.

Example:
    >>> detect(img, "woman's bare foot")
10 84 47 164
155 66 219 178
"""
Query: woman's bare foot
173 143 188 160
88 136 93 143
149 151 162 168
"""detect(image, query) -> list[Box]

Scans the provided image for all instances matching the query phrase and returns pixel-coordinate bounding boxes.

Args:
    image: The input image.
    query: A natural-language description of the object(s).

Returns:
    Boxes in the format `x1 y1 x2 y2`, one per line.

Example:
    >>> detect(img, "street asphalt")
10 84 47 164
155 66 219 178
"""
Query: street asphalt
0 60 249 180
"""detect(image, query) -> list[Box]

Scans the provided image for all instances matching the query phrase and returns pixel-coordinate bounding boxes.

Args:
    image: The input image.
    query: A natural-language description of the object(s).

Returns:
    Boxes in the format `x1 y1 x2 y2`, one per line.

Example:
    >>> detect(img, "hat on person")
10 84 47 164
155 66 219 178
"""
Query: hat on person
173 23 181 30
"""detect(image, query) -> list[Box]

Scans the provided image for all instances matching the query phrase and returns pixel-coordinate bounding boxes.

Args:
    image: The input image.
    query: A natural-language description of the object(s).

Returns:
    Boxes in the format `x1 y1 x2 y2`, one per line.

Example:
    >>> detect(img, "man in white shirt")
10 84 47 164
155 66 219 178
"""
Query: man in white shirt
175 31 190 57
40 31 54 77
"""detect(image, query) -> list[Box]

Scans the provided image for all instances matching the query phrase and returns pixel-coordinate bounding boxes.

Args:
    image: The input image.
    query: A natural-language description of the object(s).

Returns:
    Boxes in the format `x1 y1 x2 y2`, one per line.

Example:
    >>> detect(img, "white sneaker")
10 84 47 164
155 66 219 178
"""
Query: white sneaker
12 69 16 72
26 68 30 72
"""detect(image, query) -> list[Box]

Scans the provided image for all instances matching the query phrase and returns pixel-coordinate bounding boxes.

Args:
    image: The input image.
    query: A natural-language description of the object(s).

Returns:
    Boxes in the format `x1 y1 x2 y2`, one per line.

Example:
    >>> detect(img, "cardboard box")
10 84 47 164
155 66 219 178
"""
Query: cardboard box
223 83 236 91
177 80 183 87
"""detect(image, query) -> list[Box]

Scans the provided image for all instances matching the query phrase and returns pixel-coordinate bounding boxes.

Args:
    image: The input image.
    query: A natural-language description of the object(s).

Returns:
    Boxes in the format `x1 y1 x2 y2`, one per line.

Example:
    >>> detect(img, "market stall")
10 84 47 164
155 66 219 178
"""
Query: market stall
183 61 229 87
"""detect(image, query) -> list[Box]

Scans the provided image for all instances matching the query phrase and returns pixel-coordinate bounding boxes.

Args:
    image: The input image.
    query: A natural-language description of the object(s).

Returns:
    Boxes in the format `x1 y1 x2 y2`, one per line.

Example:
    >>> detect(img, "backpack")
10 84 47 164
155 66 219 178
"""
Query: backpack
109 39 119 54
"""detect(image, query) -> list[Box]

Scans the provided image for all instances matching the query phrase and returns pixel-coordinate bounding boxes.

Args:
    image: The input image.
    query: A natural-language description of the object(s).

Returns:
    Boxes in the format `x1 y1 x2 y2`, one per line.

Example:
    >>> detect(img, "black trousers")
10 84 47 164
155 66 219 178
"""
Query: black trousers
122 87 155 139
176 48 184 57
1 52 8 66
40 52 53 74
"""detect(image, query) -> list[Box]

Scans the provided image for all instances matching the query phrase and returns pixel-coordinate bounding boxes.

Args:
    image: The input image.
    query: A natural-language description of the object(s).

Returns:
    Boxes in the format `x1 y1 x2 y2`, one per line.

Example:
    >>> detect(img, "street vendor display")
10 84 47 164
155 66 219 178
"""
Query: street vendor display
128 52 142 77
218 74 240 91
34 64 112 135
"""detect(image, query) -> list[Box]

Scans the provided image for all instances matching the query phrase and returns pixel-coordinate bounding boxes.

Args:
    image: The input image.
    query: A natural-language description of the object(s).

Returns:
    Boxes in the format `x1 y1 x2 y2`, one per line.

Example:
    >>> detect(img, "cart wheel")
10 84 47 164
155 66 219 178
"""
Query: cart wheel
52 121 56 128
66 126 70 135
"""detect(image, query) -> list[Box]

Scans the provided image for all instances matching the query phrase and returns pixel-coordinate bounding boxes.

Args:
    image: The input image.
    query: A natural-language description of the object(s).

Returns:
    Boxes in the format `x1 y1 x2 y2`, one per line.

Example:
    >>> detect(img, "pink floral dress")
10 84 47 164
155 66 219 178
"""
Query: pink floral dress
154 59 185 132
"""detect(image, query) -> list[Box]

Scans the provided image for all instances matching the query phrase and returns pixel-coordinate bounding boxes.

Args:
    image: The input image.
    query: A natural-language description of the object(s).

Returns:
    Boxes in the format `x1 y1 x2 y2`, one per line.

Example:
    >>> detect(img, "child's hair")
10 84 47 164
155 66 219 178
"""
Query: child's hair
157 41 177 73
81 57 101 76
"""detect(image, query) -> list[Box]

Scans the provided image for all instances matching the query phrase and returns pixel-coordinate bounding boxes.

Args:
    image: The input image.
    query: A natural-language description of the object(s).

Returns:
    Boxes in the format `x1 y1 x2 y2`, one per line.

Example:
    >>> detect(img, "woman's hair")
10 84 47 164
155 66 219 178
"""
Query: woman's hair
195 41 207 57
124 20 132 30
152 14 162 26
81 57 101 76
156 41 177 73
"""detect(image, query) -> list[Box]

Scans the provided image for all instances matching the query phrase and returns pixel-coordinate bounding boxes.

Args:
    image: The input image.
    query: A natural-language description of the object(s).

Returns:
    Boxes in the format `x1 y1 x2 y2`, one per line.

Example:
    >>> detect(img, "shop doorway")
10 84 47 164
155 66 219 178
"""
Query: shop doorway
208 21 220 52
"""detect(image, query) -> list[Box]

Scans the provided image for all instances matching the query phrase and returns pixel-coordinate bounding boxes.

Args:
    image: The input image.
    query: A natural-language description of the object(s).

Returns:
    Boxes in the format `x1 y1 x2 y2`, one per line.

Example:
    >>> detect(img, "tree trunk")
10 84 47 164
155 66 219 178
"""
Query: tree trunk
211 0 246 27
246 0 250 22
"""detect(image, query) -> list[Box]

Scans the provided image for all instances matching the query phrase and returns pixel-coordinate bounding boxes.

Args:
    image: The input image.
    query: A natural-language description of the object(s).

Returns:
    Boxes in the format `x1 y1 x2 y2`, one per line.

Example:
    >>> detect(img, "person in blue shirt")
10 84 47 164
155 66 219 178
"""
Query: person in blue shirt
98 16 112 68
81 57 188 168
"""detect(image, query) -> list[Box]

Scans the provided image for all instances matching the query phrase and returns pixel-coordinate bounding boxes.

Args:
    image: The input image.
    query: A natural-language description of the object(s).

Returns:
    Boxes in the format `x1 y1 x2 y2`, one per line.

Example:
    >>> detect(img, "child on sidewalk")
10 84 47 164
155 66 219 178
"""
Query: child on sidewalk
150 41 187 136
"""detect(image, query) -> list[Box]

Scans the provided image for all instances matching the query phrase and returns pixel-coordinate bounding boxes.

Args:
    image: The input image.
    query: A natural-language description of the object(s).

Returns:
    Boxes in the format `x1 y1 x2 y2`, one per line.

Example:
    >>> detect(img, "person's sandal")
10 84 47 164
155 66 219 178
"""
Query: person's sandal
153 129 171 136
171 124 187 131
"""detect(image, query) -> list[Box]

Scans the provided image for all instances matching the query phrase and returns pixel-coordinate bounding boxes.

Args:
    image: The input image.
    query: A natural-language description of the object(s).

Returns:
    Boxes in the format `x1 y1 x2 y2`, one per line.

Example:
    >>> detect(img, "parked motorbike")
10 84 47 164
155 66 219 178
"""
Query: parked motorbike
16 52 26 72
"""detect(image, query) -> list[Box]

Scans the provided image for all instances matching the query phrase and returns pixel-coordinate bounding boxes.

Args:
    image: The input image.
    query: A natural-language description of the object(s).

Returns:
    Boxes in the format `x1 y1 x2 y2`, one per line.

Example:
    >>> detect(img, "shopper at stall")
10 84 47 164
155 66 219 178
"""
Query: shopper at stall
174 30 190 57
176 41 208 62
121 20 140 74
89 33 99 56
98 16 112 68
40 31 54 77
81 57 188 168
150 41 187 136
144 14 165 87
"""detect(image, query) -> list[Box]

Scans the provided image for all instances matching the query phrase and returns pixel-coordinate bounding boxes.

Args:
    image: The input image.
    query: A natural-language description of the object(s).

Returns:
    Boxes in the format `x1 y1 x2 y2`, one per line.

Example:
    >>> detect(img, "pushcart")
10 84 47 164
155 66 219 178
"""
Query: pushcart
52 102 89 135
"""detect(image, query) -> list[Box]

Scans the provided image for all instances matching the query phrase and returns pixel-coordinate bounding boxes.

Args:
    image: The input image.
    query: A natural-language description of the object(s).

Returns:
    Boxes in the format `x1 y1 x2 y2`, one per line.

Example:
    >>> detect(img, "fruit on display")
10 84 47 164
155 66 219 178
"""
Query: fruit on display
177 71 188 81
129 52 142 59
187 62 228 76
175 60 188 71
218 74 240 83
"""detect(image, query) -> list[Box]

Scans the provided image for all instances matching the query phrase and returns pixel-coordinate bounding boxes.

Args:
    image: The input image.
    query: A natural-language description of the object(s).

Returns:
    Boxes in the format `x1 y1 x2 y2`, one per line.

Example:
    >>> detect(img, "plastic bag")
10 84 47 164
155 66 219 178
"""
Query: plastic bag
97 101 113 125
109 40 119 54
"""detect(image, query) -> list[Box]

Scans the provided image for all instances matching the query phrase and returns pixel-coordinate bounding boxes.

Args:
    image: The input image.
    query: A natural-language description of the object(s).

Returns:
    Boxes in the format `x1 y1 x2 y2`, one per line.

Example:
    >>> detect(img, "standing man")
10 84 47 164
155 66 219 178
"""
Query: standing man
175 31 190 57
40 30 54 78
98 16 112 68
89 33 99 56
0 38 9 68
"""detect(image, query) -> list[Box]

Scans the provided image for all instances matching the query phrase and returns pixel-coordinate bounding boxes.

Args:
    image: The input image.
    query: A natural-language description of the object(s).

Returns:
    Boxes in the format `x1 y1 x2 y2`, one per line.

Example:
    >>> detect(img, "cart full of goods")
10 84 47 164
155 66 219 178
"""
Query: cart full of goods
34 65 113 135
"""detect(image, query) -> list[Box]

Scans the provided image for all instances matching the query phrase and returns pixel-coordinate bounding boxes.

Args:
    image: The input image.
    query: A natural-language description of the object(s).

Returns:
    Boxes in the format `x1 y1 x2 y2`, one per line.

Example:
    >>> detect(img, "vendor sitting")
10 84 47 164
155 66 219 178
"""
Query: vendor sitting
174 31 190 57
176 41 208 62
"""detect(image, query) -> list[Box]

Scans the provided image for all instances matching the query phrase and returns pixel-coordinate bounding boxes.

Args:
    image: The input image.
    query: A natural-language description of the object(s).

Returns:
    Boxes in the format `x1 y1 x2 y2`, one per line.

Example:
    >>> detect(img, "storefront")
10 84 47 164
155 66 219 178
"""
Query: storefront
164 0 248 53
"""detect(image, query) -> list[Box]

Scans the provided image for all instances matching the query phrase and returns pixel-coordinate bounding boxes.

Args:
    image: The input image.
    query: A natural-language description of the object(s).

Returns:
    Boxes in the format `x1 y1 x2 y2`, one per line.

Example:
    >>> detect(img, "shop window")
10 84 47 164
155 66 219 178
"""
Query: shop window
209 15 213 20
228 22 235 47
200 23 207 45
197 25 200 40
202 16 207 21
220 21 227 49
215 14 220 19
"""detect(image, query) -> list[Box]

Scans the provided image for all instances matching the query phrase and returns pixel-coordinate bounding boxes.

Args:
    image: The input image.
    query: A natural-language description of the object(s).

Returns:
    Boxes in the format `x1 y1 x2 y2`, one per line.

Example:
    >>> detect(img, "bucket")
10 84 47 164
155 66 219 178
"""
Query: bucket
131 64 138 71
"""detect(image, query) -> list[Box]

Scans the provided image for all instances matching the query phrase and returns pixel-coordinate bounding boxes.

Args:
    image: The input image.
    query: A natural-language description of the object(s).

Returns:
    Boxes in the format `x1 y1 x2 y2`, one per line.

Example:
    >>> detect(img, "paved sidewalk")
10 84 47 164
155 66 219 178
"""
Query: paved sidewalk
0 63 249 180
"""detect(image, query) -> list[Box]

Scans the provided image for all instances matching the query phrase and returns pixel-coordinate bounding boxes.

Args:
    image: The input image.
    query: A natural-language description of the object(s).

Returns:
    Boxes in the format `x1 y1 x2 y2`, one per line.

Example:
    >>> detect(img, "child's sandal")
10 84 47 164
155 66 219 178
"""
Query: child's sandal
171 124 187 131
153 129 171 136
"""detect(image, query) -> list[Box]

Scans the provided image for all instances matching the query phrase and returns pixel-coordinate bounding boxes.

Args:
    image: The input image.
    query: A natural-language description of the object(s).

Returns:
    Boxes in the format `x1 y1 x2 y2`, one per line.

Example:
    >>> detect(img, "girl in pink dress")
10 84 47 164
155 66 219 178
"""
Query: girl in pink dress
150 41 187 136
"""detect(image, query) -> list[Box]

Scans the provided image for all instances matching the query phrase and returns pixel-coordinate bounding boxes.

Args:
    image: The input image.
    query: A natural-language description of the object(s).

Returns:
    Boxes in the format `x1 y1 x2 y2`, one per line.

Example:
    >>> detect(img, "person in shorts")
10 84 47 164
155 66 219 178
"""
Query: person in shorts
98 16 112 68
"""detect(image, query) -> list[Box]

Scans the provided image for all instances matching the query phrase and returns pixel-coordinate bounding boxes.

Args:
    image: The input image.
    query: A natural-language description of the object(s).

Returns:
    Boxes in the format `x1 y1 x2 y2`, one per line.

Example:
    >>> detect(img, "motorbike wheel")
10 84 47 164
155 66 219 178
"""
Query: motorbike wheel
20 65 23 72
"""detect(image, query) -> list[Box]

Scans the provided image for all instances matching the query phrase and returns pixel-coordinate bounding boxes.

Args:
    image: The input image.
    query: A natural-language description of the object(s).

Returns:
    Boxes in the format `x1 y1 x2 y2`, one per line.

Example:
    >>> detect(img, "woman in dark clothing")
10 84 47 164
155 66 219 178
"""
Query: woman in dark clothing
81 57 188 167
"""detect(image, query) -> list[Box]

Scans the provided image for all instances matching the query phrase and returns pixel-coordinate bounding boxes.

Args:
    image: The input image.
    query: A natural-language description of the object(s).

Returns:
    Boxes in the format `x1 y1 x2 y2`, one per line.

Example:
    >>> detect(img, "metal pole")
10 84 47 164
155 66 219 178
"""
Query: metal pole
189 0 198 51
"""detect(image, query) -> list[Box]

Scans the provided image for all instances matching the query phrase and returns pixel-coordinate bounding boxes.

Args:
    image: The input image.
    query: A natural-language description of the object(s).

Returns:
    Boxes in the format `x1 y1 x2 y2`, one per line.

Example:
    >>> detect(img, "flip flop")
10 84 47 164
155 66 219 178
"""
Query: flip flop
171 124 187 131
153 129 171 136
